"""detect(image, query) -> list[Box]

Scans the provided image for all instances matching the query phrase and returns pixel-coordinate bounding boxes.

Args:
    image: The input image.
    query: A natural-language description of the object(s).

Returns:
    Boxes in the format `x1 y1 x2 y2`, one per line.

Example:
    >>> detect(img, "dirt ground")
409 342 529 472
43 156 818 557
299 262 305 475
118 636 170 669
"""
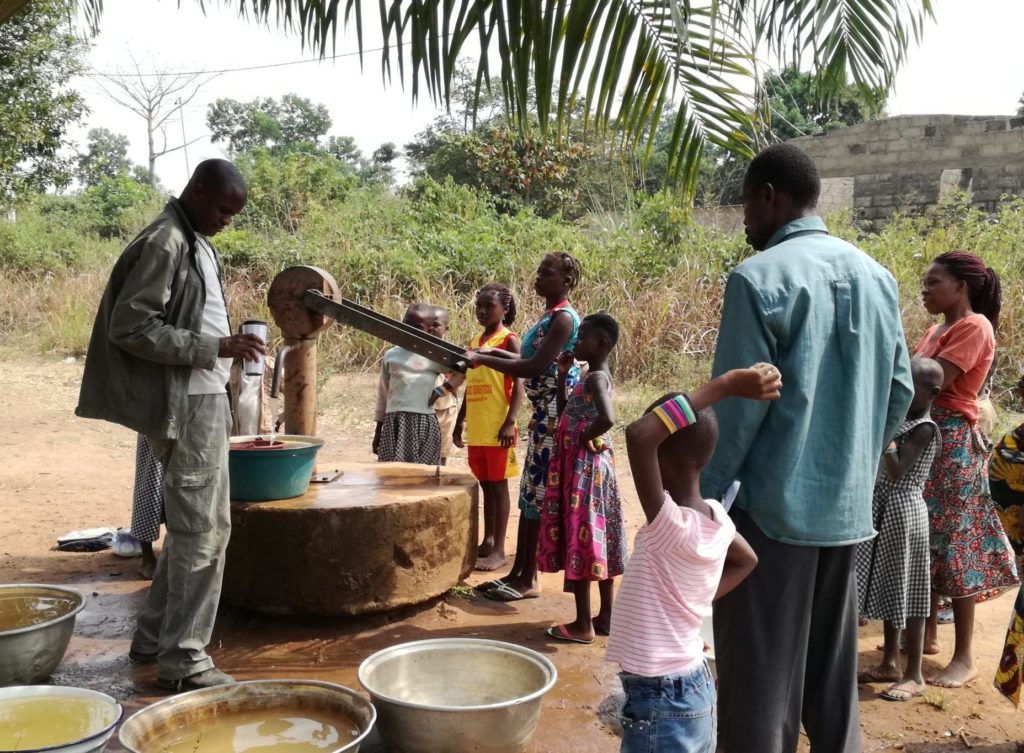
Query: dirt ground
1 355 1021 752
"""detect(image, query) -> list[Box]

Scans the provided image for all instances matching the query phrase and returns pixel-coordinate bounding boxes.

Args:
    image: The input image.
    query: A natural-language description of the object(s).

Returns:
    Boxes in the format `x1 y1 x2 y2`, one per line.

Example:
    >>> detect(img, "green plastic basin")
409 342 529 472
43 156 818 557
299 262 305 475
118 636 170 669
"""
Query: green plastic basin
228 435 324 501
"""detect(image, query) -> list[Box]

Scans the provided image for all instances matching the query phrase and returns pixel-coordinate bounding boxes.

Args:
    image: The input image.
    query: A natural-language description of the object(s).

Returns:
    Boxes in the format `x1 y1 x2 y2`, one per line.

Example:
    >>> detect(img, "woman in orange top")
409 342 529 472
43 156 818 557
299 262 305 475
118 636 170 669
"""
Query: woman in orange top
454 283 525 571
913 251 1019 689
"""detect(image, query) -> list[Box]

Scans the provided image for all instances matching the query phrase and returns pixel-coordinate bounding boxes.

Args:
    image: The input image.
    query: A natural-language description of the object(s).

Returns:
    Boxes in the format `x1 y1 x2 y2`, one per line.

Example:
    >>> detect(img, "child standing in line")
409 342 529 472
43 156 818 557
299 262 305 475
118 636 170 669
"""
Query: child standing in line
372 303 446 464
428 306 464 466
855 357 944 700
607 364 781 753
453 283 524 571
539 313 626 644
469 252 582 602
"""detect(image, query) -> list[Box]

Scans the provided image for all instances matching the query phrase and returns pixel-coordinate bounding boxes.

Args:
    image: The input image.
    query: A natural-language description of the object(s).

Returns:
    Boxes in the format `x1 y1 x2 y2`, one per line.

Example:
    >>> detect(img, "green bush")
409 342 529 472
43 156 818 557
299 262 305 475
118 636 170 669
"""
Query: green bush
5 182 1024 407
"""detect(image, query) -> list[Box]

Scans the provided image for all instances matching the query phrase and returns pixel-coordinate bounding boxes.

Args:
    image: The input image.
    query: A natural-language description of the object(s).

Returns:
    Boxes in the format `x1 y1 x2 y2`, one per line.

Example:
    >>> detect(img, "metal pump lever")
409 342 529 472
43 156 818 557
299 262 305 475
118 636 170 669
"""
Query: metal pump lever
302 289 470 372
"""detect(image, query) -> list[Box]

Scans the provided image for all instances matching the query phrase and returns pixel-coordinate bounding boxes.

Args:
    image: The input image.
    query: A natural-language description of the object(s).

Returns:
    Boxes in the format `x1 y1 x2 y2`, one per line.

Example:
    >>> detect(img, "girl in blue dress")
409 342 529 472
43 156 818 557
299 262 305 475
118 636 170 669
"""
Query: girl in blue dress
470 252 582 601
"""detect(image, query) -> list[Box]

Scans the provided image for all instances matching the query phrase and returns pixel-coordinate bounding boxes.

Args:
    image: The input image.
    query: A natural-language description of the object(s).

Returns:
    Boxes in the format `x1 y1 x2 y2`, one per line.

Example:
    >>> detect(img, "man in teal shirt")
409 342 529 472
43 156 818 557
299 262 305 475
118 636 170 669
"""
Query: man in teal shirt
702 144 912 753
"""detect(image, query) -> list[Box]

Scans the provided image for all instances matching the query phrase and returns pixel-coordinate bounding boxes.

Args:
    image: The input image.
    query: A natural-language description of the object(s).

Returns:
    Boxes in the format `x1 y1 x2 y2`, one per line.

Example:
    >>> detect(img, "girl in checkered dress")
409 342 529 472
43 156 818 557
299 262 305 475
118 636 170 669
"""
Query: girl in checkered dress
855 357 944 701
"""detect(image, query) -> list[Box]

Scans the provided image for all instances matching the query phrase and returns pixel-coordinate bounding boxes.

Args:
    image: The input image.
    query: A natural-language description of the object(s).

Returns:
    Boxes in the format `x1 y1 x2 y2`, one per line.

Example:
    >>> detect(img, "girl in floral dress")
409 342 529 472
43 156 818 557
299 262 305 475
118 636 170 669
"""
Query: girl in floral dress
470 253 582 602
914 250 1019 688
538 313 626 643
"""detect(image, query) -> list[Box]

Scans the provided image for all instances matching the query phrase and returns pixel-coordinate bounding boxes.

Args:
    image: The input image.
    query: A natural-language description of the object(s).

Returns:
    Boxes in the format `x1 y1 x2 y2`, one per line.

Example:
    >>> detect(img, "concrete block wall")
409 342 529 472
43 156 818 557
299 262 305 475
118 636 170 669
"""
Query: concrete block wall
789 115 1024 221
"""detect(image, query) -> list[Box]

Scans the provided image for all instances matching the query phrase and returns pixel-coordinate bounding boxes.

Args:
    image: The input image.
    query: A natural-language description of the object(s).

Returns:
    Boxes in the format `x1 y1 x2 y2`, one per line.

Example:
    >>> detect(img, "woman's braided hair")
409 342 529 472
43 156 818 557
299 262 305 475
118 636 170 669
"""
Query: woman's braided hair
478 282 517 326
935 250 1002 329
548 251 582 291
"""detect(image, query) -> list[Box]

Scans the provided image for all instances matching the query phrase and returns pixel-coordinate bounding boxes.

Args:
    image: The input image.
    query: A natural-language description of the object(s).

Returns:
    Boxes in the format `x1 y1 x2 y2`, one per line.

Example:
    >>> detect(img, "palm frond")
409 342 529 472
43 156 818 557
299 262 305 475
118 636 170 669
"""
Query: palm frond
65 0 933 198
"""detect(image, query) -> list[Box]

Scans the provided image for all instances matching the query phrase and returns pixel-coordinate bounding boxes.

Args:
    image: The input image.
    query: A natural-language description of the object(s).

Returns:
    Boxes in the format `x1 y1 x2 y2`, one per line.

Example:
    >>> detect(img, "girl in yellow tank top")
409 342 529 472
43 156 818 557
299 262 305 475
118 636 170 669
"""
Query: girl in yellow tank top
454 283 524 571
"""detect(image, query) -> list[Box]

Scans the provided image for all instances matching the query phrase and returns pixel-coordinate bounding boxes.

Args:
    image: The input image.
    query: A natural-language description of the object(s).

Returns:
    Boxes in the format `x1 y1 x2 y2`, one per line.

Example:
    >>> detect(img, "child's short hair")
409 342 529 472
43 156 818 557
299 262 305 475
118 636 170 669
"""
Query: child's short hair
644 393 719 469
405 302 431 320
478 282 517 326
582 312 619 347
546 252 583 291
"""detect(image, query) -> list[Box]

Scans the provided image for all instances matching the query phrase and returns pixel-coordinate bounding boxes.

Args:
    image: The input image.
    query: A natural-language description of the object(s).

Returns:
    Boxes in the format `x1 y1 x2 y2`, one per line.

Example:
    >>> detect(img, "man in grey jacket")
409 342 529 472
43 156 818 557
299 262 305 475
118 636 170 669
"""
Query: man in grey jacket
77 159 264 691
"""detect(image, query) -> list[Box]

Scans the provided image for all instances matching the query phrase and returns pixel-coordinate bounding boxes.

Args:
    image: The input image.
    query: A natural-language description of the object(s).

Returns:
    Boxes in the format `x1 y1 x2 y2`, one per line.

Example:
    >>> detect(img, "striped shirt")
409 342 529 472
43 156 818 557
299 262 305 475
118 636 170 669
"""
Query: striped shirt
606 495 734 677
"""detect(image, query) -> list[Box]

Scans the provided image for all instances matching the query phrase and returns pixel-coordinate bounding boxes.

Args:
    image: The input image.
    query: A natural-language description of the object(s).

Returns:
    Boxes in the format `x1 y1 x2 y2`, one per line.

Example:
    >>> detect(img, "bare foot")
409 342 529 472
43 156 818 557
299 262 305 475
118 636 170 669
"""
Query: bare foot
139 555 156 580
592 615 611 636
858 664 902 683
926 658 978 688
477 538 495 559
474 551 507 571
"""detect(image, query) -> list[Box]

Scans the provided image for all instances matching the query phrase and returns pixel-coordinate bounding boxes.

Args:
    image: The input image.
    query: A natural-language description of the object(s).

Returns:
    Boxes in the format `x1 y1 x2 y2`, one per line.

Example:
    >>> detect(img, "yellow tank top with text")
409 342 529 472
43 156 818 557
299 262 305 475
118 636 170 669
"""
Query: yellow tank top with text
465 327 516 447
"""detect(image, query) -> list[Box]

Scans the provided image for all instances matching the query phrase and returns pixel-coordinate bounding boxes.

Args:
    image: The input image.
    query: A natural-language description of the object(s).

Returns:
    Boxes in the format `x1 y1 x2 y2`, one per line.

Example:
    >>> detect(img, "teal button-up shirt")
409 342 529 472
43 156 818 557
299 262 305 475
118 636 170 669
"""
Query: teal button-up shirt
700 217 913 546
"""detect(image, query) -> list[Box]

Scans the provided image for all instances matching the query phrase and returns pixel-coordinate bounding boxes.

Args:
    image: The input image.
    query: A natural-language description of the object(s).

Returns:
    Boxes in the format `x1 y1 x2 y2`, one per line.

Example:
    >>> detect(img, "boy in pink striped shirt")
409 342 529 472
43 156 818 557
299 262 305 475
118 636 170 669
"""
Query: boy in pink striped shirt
608 365 780 753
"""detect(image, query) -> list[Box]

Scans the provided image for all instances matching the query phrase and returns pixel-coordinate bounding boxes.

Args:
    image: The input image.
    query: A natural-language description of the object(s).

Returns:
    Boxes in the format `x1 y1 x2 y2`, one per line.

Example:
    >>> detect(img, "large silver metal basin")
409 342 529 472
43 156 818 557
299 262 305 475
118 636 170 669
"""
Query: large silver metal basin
358 638 557 753
0 685 122 753
118 680 376 753
0 584 85 685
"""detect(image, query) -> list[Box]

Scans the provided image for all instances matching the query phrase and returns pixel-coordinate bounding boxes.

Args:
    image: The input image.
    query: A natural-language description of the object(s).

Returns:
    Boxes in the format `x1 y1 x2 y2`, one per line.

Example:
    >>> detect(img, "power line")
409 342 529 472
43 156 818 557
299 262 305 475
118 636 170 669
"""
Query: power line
82 44 386 78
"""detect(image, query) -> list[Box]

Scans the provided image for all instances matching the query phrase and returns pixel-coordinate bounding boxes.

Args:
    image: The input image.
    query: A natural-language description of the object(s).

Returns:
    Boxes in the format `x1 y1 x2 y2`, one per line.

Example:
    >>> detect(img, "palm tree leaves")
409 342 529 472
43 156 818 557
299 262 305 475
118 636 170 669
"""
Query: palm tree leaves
369 0 760 195
745 0 933 97
63 0 933 198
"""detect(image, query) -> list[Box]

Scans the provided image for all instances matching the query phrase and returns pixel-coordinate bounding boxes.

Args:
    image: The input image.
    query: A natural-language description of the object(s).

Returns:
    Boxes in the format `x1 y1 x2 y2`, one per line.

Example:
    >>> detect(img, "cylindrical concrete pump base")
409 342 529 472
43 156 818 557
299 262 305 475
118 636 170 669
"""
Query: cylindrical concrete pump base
222 463 479 616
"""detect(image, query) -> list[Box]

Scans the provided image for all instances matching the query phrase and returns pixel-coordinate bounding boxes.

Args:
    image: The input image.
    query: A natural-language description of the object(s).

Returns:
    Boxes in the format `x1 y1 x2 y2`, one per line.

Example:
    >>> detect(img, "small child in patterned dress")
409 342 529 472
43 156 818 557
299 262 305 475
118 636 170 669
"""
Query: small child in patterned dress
538 313 625 644
372 303 446 464
855 357 944 701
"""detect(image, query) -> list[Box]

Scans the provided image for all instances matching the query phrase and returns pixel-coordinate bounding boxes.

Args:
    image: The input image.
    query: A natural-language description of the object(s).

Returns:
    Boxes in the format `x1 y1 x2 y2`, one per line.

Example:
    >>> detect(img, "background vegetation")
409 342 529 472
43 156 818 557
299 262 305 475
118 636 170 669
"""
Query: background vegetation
3 173 1024 419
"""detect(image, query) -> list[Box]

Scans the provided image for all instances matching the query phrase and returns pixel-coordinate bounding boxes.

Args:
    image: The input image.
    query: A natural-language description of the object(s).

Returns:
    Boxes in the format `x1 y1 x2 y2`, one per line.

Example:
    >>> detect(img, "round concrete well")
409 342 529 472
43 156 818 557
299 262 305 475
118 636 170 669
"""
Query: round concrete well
222 462 479 616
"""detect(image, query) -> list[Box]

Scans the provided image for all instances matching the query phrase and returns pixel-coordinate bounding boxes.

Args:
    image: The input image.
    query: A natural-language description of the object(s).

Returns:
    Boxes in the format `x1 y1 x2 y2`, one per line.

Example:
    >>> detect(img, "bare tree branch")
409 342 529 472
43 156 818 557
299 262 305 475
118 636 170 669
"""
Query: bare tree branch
94 54 219 184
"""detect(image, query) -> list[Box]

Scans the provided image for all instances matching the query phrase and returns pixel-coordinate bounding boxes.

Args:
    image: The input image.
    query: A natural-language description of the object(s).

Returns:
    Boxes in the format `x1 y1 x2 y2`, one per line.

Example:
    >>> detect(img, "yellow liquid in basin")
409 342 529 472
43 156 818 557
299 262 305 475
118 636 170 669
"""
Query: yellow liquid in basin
150 709 359 753
0 593 78 632
0 696 117 749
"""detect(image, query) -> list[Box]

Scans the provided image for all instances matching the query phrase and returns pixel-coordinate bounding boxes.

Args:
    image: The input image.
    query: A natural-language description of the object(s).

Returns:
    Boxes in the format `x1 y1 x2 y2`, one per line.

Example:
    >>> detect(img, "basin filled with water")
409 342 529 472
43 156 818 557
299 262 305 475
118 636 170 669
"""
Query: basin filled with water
118 680 375 753
0 685 122 752
0 584 85 685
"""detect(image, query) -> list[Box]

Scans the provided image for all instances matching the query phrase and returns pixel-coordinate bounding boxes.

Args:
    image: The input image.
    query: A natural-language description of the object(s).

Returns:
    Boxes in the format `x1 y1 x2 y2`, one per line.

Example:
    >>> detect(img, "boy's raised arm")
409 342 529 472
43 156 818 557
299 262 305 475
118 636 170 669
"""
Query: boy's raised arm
625 412 674 524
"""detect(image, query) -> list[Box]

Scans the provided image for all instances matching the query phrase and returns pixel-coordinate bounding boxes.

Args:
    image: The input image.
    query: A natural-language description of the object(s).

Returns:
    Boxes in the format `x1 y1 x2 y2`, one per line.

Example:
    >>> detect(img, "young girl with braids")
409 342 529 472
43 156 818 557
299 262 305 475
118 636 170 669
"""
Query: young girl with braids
469 252 582 602
452 283 525 571
913 250 1020 688
538 313 627 643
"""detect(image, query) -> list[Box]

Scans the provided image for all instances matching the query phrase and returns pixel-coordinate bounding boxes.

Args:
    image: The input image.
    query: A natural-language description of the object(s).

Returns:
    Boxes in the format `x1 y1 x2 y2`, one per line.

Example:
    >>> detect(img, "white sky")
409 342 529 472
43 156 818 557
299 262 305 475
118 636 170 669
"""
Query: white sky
71 0 1024 194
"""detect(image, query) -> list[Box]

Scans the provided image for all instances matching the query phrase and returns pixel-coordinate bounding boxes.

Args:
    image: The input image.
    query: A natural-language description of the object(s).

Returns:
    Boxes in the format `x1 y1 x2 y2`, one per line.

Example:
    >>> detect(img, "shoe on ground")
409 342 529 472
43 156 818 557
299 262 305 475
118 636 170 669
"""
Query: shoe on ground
156 667 235 692
112 528 143 558
128 649 158 665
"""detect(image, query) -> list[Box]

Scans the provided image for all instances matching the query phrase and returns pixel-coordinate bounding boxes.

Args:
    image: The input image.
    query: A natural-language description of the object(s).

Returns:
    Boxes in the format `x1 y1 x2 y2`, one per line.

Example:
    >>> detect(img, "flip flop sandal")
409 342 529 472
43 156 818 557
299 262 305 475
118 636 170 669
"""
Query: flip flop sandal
483 583 539 602
594 626 610 636
546 625 594 645
880 682 924 702
473 578 506 592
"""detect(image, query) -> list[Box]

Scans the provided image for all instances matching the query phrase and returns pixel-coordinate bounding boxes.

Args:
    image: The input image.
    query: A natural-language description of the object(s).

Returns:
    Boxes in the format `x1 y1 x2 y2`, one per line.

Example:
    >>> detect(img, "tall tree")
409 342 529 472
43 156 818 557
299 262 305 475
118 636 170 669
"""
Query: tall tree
76 127 132 187
207 94 332 154
0 0 87 202
761 66 887 142
96 55 216 185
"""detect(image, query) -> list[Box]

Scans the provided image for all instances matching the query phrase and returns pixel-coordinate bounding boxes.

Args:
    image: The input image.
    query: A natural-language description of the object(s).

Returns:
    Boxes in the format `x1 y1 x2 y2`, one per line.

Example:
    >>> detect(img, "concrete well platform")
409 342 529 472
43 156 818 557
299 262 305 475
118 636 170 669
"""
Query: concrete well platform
222 462 479 616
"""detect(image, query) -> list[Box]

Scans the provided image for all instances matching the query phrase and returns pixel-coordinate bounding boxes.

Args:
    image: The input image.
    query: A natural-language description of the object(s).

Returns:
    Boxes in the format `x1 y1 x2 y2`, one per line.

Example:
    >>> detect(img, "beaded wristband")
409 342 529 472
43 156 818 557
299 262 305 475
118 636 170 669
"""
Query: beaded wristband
652 394 698 434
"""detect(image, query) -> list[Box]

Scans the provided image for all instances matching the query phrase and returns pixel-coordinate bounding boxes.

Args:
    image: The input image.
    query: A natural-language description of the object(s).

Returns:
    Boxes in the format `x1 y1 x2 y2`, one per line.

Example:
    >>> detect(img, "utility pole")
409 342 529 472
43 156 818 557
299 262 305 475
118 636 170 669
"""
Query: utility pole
176 97 191 179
